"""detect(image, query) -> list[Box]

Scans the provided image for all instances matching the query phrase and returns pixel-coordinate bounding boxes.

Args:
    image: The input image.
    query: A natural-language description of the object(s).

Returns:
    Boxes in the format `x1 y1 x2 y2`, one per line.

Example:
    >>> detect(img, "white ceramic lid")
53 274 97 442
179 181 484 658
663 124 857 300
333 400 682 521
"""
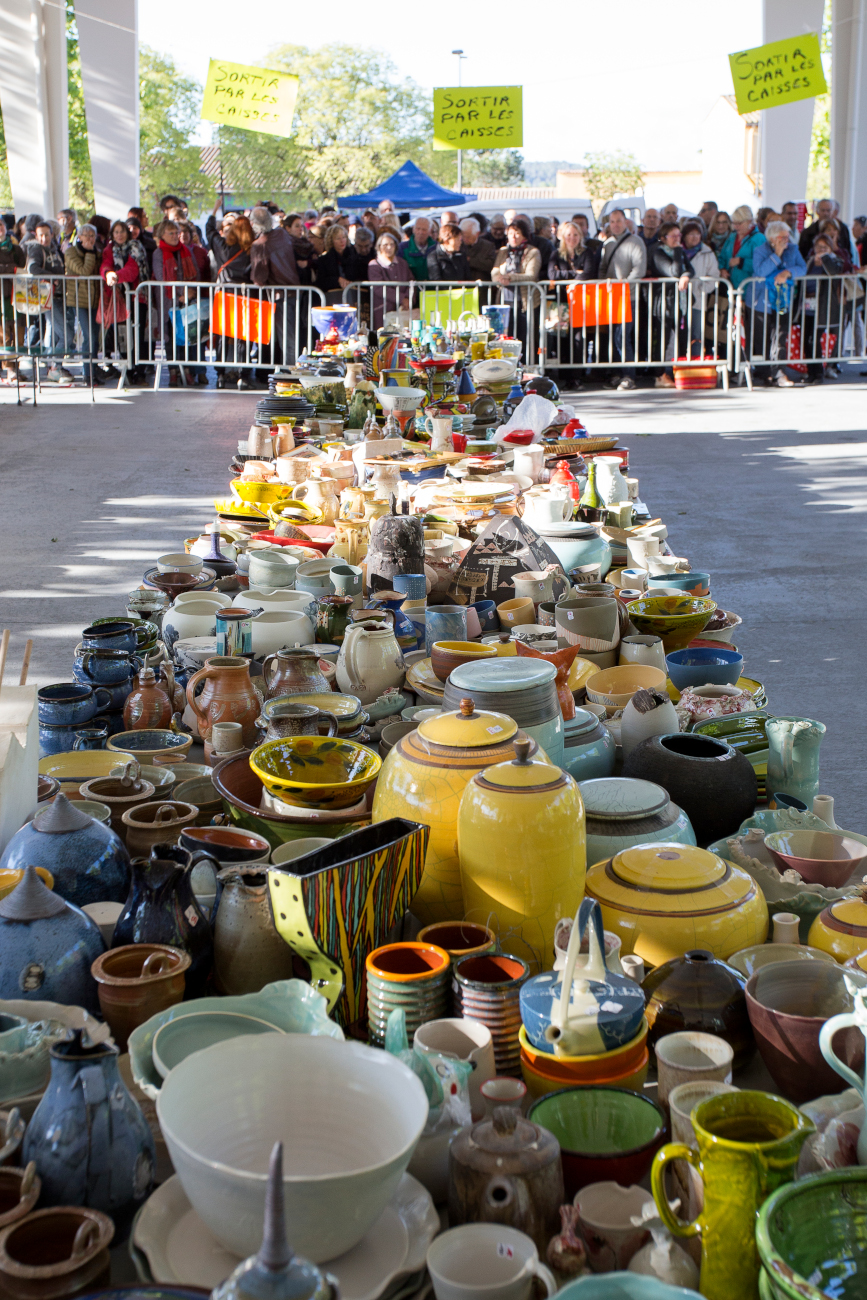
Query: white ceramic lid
449 657 556 693
578 776 669 819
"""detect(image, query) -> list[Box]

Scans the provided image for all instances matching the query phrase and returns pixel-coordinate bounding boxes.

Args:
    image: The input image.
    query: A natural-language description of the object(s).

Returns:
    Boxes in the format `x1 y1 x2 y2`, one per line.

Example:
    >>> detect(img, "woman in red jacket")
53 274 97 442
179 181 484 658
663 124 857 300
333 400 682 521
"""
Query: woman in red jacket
99 220 149 382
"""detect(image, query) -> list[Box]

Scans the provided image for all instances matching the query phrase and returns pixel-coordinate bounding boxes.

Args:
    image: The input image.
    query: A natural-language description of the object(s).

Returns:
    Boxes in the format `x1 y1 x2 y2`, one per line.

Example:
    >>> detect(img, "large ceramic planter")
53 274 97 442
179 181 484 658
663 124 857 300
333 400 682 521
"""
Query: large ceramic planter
372 701 531 924
623 733 758 847
585 842 768 964
443 657 564 769
579 776 696 865
562 710 616 781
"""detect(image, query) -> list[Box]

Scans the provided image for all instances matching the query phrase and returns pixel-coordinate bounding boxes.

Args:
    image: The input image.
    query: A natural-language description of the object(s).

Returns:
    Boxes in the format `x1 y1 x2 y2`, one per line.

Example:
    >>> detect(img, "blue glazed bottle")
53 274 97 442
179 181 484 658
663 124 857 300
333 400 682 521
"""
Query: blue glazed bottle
0 793 131 908
0 866 105 1014
23 1029 155 1217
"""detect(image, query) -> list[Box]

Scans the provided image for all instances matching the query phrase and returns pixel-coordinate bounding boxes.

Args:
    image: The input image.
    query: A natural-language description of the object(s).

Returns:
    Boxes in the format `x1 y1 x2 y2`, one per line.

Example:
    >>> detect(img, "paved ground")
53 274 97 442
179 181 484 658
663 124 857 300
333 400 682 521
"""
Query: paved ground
2 376 865 827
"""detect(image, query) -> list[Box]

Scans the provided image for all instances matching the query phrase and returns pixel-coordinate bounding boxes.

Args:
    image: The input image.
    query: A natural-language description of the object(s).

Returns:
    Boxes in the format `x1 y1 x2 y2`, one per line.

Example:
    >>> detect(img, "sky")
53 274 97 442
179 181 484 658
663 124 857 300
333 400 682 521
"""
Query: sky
139 0 765 169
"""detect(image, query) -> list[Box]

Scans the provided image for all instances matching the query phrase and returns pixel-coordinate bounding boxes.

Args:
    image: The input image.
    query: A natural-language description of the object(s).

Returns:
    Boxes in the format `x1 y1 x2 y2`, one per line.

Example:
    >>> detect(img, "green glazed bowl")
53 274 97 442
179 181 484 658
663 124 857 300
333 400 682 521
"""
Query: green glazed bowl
756 1167 867 1299
626 596 717 652
528 1085 665 1196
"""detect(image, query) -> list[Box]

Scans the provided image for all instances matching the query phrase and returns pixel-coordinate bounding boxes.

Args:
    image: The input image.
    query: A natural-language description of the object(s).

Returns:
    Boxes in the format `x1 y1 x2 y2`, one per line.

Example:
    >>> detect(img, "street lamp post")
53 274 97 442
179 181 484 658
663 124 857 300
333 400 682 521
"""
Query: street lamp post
452 49 465 195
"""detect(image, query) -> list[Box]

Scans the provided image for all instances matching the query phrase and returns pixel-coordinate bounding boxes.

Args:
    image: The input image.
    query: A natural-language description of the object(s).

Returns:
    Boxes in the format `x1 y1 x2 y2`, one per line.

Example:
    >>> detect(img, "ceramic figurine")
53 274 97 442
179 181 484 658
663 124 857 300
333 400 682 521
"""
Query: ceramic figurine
214 866 297 997
112 844 218 997
0 867 105 1014
268 820 429 1030
0 794 130 908
520 898 646 1056
23 1030 155 1216
185 655 262 747
365 505 425 593
448 1106 564 1257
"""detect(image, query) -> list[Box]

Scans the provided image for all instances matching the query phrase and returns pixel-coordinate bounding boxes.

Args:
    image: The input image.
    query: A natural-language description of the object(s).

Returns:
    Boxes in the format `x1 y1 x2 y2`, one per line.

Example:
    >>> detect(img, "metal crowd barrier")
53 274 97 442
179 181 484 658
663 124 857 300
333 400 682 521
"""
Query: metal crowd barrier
132 281 326 389
0 273 133 400
536 276 734 386
733 271 867 385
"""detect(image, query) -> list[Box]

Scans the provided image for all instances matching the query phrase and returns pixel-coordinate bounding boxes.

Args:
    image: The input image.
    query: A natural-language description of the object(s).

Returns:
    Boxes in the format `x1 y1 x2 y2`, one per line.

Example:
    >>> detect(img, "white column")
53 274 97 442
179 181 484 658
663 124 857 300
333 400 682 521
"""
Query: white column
0 0 68 216
760 0 826 205
832 0 867 218
75 0 139 215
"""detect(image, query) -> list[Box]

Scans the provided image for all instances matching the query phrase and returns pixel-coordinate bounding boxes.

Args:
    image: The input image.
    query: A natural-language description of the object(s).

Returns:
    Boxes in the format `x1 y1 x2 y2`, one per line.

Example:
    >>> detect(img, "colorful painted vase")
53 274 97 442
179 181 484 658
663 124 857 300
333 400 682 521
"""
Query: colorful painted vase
268 819 428 1031
315 595 355 645
651 1089 815 1300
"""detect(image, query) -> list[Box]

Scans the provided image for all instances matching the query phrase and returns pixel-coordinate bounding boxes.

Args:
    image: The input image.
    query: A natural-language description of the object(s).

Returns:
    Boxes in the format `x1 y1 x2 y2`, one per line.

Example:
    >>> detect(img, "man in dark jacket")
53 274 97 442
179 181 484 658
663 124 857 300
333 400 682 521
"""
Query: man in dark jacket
426 224 470 281
250 206 299 368
460 218 497 278
799 198 854 261
26 221 71 380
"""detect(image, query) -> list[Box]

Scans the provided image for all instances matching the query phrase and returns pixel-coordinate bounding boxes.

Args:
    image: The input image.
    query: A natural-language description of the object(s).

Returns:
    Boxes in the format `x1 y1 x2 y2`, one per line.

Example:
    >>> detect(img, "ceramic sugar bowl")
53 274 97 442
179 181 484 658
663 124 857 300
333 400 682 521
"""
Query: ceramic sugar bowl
520 898 646 1056
0 794 131 909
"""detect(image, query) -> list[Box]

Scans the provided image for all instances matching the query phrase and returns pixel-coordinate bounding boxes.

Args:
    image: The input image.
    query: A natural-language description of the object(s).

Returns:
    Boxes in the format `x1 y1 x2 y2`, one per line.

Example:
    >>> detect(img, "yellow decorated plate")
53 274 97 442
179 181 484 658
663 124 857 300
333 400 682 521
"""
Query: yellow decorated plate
406 657 445 698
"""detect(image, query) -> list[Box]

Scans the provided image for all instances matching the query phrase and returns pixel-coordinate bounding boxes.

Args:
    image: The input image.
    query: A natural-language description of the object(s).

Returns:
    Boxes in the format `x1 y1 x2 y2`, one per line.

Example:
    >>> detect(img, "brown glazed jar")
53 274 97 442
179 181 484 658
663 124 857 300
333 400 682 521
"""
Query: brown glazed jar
641 947 752 1069
185 655 262 746
122 668 173 731
0 1206 113 1300
262 648 331 700
90 943 190 1050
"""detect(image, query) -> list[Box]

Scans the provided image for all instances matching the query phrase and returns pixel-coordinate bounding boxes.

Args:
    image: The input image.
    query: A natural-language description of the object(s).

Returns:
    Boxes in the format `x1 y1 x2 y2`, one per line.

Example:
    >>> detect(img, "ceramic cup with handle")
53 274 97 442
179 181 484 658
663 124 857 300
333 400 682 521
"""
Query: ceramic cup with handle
427 1223 556 1300
522 492 571 528
256 701 338 742
819 985 867 1164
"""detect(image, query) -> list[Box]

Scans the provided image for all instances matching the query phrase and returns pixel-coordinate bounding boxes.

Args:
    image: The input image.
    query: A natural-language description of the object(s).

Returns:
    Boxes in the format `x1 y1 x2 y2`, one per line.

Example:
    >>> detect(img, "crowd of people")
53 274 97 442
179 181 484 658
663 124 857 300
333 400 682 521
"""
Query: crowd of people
0 191 865 390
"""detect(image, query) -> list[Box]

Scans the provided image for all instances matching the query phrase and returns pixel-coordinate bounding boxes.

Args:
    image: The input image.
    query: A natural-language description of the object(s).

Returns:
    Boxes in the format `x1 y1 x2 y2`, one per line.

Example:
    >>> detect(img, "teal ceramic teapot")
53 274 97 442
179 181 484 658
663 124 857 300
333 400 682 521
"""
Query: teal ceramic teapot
520 898 645 1056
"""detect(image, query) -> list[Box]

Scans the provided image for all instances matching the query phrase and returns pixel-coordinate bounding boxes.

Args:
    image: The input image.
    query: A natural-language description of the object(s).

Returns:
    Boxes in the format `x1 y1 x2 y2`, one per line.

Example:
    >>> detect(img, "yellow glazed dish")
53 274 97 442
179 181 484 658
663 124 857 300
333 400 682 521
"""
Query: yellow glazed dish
585 664 667 715
250 736 381 809
808 898 867 963
268 500 324 527
0 866 54 900
585 841 768 963
230 478 294 506
39 750 131 795
626 596 717 652
457 737 586 973
372 699 533 925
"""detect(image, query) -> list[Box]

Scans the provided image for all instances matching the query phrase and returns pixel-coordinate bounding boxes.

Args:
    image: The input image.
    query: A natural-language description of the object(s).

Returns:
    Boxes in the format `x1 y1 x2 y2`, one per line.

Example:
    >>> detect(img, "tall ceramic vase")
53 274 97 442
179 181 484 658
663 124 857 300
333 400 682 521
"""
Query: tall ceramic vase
651 1089 815 1300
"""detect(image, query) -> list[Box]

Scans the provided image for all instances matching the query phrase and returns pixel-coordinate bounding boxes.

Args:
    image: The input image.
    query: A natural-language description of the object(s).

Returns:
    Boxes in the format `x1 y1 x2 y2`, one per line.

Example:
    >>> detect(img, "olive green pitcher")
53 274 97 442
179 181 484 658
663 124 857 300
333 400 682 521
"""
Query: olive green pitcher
651 1090 815 1300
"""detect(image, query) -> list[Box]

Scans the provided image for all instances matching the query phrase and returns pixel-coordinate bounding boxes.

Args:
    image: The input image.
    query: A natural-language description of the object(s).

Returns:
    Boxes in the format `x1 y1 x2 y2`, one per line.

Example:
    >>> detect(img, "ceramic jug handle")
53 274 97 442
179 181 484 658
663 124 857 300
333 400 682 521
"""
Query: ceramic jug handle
261 654 277 692
318 711 339 737
187 849 221 923
531 1262 557 1297
72 1220 100 1258
292 483 309 501
819 1013 864 1090
184 665 211 726
141 952 172 978
650 1143 702 1238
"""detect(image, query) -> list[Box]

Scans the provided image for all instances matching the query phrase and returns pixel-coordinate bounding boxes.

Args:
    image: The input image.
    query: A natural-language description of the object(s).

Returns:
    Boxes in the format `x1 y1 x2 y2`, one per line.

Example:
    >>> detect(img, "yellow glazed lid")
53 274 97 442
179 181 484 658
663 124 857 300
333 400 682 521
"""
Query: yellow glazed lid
418 698 518 749
587 841 757 916
827 898 867 931
475 735 566 791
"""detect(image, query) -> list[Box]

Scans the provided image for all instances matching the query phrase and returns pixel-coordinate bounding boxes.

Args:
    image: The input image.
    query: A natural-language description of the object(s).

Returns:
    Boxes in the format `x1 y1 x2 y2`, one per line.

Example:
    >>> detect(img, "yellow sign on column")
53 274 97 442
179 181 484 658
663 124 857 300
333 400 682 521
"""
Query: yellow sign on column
729 33 827 114
201 59 299 137
433 86 523 150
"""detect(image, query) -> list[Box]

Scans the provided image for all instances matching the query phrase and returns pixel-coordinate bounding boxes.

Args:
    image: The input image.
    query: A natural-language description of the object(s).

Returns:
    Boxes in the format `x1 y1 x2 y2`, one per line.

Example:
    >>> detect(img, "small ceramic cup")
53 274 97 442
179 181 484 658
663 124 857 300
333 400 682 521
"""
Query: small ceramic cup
512 572 555 606
392 573 427 600
414 1018 497 1121
655 1031 734 1108
470 600 498 634
270 837 333 865
480 1076 527 1117
211 722 244 755
497 597 535 630
668 1080 739 1149
618 634 667 673
574 1181 653 1273
427 1224 556 1300
73 726 108 751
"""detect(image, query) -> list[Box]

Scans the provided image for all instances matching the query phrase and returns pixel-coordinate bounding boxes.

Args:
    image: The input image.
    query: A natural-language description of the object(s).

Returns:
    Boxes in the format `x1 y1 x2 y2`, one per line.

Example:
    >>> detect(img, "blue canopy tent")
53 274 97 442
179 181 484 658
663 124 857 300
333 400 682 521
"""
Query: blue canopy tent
338 160 476 209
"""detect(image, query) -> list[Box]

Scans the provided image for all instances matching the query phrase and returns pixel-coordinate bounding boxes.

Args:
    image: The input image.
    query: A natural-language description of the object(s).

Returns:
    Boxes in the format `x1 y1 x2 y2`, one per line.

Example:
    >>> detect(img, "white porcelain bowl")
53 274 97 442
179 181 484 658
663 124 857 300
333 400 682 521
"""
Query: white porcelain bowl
250 609 315 654
173 591 227 610
156 1034 427 1262
248 552 299 589
157 552 203 575
162 600 222 643
235 589 313 615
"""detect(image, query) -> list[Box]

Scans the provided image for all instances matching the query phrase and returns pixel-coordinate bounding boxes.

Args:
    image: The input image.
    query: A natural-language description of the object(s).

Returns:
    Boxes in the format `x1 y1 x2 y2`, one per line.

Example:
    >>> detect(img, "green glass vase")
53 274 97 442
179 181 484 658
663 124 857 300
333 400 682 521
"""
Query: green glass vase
651 1089 815 1300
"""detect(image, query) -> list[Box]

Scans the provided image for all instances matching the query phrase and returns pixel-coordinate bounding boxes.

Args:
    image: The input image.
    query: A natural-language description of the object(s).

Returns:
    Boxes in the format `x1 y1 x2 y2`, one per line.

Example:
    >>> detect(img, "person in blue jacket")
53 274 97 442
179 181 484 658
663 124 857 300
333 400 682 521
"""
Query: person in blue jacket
718 204 765 291
750 221 807 386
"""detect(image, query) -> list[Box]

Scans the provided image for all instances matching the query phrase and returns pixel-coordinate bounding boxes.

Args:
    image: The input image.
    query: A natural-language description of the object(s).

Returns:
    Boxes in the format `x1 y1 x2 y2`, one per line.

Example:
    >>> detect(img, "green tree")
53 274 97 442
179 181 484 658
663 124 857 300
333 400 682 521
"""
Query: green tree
67 0 94 213
582 150 644 208
139 46 213 217
462 149 525 188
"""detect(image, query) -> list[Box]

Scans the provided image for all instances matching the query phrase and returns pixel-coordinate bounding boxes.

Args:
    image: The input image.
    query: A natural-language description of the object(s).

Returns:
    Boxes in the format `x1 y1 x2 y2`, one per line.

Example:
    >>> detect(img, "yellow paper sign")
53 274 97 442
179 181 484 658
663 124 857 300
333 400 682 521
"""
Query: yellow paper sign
729 33 827 114
433 86 522 150
201 59 299 137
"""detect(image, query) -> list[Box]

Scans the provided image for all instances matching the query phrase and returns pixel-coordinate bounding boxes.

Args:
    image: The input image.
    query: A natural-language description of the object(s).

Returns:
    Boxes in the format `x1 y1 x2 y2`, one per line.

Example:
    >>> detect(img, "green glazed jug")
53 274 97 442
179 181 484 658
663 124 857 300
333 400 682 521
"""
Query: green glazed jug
651 1090 815 1300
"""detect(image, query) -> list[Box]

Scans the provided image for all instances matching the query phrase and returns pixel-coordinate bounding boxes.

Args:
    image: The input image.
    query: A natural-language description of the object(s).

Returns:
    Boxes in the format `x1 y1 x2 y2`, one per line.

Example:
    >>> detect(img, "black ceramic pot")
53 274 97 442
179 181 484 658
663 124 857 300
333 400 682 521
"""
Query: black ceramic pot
622 733 757 846
641 948 753 1069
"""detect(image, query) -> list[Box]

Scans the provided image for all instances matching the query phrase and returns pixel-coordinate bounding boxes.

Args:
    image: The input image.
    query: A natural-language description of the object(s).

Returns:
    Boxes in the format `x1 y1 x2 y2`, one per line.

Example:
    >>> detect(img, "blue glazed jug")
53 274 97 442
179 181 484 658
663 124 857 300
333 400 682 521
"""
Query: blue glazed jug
23 1029 155 1216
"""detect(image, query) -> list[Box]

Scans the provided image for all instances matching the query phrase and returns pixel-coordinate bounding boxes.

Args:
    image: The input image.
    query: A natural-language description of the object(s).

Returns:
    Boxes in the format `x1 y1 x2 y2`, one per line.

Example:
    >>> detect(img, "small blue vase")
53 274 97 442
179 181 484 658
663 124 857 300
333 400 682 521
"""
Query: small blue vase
23 1029 155 1215
0 866 105 1013
0 794 131 908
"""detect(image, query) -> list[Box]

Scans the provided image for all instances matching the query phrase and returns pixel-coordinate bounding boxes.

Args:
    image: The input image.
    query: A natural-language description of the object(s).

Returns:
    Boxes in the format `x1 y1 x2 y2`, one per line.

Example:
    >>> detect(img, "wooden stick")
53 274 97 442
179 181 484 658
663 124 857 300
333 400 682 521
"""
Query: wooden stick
0 631 9 691
18 639 33 686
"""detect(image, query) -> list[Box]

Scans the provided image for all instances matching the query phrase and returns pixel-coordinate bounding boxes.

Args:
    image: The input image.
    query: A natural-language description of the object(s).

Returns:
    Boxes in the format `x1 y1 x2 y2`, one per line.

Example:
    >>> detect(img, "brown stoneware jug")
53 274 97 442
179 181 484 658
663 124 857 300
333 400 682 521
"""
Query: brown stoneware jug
185 655 262 747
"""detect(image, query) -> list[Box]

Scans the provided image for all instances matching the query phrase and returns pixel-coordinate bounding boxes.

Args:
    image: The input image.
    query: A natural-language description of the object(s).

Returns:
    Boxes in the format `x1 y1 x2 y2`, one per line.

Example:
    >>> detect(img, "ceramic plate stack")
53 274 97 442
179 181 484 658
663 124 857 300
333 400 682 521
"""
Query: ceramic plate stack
254 394 315 428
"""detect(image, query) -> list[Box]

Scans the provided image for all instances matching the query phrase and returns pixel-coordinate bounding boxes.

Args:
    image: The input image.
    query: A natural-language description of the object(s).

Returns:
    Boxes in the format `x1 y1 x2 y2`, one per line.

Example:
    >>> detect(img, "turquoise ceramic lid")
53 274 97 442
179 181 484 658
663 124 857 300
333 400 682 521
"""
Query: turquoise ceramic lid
563 708 602 739
449 657 556 692
578 776 669 819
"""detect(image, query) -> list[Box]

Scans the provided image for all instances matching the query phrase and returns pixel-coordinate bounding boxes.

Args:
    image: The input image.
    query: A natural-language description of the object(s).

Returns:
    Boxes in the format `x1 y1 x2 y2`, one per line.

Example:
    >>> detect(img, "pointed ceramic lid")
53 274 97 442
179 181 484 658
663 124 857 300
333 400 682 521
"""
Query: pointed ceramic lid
477 736 565 790
612 843 728 891
0 865 67 920
449 657 556 692
579 777 669 820
31 793 94 835
419 698 517 748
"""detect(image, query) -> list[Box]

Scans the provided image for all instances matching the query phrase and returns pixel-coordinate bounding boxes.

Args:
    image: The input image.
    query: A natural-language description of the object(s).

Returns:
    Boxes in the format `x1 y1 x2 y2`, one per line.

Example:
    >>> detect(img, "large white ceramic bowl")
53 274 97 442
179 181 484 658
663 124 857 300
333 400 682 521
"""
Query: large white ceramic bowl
250 609 315 654
374 386 427 412
156 1034 428 1262
235 589 313 615
173 591 227 610
248 552 299 590
162 600 221 643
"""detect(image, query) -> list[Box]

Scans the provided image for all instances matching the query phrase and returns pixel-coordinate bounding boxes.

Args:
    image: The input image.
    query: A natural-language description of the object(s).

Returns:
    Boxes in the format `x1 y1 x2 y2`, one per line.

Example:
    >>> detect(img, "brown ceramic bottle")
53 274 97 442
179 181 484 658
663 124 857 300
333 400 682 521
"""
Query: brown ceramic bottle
185 655 262 746
123 667 173 730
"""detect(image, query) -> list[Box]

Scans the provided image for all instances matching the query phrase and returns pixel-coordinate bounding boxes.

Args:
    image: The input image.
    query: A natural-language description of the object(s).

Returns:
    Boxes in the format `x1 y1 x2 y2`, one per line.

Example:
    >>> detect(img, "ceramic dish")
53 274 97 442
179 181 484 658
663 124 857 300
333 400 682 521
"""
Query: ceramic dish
133 1172 438 1298
152 1011 283 1078
430 640 497 683
405 658 446 701
665 647 743 691
585 664 667 715
626 597 717 652
107 730 194 764
249 737 381 809
763 830 867 888
727 943 837 979
701 609 742 643
39 750 130 794
230 478 293 506
142 566 217 593
756 1167 867 1300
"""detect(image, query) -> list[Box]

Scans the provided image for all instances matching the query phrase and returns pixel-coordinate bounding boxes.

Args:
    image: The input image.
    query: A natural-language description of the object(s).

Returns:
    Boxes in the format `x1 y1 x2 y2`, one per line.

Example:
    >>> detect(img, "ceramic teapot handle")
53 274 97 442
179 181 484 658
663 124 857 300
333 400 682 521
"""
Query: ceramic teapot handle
184 664 212 726
650 1143 702 1238
141 951 172 978
72 1220 101 1258
19 1162 36 1198
819 1013 864 1091
550 898 605 1046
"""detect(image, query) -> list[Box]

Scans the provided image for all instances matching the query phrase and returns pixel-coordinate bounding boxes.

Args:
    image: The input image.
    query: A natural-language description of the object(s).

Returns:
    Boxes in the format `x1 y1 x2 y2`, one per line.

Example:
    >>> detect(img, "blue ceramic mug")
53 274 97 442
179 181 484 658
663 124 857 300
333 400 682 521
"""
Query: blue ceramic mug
393 573 427 601
73 645 143 685
73 674 136 712
73 726 109 751
470 600 498 634
80 620 150 653
425 606 468 656
38 683 112 726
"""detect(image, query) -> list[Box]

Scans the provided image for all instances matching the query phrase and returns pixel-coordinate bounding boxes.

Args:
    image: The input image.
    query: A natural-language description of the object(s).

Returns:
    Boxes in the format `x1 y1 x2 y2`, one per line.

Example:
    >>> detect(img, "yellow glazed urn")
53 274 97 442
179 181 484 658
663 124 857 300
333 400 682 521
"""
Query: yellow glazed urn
457 736 586 973
585 842 768 965
372 698 539 925
808 897 867 962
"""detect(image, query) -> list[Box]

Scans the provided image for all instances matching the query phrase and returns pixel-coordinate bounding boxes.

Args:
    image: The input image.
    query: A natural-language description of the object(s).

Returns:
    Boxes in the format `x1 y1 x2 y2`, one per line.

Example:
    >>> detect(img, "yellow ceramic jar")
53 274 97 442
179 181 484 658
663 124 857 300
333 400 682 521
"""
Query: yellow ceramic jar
585 842 768 964
808 898 867 963
372 699 536 924
458 737 586 973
